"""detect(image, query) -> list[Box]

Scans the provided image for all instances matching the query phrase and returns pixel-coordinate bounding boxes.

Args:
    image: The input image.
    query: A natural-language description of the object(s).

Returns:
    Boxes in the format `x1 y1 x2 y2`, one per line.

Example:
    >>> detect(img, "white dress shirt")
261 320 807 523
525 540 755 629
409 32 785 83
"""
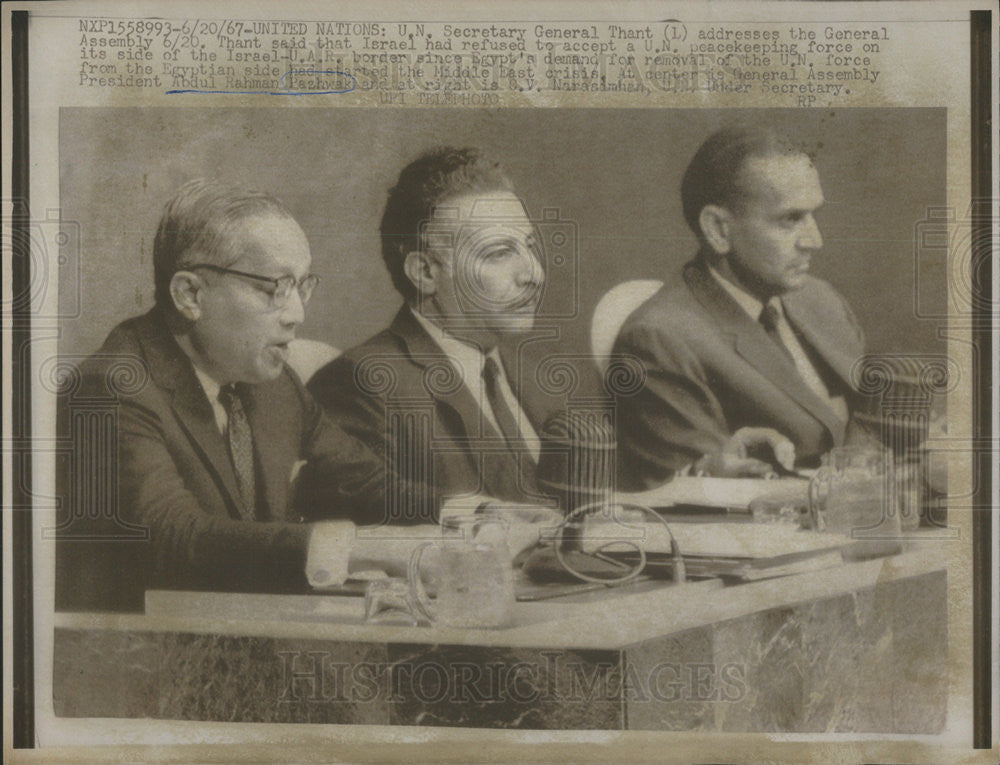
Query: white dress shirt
411 308 541 461
192 365 229 434
305 520 356 588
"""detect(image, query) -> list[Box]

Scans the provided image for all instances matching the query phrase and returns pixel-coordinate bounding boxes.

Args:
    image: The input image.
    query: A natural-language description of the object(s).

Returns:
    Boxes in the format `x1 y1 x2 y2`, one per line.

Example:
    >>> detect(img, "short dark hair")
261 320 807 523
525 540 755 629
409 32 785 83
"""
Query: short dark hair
153 178 293 308
380 147 514 301
680 126 804 236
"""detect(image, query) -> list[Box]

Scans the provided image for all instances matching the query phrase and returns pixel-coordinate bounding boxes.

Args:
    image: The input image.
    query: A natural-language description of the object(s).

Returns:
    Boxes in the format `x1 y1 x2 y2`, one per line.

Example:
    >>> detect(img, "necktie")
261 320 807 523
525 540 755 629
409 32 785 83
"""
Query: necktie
760 300 795 364
218 384 257 520
482 356 536 466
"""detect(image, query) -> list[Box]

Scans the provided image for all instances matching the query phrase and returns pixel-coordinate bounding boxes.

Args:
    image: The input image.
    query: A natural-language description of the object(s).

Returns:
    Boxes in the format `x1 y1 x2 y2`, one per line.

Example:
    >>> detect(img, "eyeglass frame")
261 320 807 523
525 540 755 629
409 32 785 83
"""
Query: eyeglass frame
181 263 320 308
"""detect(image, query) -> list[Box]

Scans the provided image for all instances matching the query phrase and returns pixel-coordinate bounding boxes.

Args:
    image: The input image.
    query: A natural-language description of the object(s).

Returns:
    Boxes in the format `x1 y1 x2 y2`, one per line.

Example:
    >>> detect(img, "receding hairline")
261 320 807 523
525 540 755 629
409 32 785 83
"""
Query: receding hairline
728 149 818 210
179 208 302 269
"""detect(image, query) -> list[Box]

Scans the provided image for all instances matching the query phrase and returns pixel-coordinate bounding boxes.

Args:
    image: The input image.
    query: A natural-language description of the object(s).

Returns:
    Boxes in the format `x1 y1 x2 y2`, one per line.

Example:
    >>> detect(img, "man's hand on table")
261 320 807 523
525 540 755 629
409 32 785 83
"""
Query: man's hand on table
305 509 563 589
477 503 564 560
694 427 797 478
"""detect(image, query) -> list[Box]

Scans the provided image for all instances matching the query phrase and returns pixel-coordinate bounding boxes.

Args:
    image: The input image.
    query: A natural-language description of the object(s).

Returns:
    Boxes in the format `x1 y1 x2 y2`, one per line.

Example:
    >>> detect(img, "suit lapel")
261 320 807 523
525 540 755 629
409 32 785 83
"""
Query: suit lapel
389 308 521 488
782 294 856 391
243 383 288 520
497 329 561 434
685 262 844 438
136 311 244 518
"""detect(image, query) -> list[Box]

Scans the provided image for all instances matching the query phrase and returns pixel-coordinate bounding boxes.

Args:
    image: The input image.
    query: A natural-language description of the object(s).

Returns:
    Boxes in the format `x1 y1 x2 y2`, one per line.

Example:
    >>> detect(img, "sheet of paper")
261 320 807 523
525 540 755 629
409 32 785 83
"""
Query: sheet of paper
619 476 810 510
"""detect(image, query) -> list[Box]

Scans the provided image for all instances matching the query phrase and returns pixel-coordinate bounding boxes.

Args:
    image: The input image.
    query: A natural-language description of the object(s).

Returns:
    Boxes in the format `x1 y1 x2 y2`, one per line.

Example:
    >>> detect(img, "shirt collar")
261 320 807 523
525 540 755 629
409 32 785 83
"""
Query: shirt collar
409 306 497 380
708 265 779 321
171 328 226 403
191 363 222 405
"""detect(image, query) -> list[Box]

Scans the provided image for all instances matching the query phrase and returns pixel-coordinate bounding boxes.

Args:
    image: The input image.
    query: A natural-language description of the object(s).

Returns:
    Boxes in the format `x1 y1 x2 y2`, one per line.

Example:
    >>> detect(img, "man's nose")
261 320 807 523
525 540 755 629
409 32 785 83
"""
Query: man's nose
280 288 306 326
515 245 545 286
798 215 823 250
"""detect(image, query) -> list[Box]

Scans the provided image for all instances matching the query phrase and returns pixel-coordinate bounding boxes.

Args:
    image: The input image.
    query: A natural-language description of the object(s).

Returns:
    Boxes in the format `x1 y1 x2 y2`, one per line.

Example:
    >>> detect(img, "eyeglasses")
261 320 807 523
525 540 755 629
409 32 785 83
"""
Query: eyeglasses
184 263 320 309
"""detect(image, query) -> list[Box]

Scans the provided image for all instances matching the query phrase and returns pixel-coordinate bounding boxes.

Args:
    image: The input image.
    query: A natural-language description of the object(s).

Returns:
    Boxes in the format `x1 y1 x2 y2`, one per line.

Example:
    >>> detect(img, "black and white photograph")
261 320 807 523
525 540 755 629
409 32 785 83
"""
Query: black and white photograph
3 3 996 764
47 104 959 728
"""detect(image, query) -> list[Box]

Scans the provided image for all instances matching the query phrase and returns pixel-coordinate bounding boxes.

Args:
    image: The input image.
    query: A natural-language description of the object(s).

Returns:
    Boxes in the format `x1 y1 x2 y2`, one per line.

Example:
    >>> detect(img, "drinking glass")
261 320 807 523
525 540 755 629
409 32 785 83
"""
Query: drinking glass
408 514 517 629
808 447 903 558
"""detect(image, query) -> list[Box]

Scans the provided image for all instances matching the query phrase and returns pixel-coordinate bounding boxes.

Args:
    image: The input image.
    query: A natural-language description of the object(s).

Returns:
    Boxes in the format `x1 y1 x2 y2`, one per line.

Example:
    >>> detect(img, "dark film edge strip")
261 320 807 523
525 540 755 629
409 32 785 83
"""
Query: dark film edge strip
11 8 35 751
970 8 992 753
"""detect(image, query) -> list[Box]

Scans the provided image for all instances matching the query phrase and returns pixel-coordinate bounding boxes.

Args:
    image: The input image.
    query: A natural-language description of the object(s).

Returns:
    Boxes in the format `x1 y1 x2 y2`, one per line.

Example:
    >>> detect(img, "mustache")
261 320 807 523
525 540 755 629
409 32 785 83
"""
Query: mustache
507 282 544 309
501 294 541 313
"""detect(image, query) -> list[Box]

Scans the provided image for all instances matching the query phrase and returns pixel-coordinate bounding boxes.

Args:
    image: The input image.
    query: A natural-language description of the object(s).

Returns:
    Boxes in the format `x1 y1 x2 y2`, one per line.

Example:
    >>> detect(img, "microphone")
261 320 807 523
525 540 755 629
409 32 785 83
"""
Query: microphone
536 410 617 516
531 411 685 583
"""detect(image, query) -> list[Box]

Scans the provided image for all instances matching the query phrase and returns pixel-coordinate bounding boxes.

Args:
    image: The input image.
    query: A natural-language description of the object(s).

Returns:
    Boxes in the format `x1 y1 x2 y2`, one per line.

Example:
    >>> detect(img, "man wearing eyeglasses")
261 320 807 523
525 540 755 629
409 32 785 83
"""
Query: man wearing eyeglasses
56 179 398 611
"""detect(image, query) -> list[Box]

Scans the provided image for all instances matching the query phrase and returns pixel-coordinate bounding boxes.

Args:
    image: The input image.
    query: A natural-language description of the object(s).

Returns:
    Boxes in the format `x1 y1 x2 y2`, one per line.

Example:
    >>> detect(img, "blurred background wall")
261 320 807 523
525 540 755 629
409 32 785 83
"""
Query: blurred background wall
59 107 946 362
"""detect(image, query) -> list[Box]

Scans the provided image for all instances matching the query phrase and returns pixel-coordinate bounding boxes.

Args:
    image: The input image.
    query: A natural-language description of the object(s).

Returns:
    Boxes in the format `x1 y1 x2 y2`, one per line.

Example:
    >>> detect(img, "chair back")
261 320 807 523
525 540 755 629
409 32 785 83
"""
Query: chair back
590 279 663 372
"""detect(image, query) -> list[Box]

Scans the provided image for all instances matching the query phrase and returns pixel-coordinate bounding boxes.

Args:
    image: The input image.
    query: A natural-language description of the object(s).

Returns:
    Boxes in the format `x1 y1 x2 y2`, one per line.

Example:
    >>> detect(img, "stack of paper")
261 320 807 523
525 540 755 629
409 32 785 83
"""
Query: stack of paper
580 517 851 582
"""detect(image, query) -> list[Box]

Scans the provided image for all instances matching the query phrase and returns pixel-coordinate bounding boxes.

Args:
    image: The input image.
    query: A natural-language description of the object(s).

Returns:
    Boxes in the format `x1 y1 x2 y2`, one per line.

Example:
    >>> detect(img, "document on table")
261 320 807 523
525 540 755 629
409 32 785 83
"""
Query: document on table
580 517 850 561
618 476 811 511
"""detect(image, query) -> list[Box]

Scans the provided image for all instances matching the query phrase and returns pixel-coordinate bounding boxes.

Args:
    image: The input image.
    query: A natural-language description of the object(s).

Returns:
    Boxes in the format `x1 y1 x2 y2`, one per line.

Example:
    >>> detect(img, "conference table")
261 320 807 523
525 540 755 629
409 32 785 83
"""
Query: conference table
52 523 947 732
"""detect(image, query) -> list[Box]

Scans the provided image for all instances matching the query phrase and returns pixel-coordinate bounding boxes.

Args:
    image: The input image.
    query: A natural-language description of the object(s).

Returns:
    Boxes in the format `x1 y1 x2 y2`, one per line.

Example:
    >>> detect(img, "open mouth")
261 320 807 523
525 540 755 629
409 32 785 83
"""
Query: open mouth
788 262 810 275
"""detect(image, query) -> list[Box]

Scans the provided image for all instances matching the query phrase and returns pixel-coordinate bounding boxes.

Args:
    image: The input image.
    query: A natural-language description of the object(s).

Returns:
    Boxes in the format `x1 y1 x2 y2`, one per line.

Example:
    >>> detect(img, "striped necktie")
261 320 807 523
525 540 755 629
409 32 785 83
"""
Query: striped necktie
218 384 257 520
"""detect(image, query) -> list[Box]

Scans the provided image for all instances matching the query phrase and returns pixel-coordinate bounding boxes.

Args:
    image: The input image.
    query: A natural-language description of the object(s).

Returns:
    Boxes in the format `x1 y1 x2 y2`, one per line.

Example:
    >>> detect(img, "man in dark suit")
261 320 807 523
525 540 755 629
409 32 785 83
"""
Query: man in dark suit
309 148 556 525
56 180 401 611
614 127 866 489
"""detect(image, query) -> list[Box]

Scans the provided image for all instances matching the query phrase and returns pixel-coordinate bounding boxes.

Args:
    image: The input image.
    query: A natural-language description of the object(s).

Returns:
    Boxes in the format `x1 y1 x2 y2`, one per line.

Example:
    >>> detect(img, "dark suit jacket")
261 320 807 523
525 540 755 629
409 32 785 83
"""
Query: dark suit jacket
308 306 560 524
614 259 865 489
55 307 383 612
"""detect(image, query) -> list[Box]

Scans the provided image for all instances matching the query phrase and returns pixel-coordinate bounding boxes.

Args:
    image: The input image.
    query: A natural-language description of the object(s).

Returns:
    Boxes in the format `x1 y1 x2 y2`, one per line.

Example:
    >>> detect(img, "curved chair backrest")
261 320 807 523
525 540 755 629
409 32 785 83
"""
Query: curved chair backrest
590 279 664 373
287 338 341 383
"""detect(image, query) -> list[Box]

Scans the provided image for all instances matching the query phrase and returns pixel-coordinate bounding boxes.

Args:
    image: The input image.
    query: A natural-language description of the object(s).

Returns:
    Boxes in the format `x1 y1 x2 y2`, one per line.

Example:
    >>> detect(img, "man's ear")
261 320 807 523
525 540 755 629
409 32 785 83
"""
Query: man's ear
698 204 733 256
403 250 439 298
169 270 204 321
